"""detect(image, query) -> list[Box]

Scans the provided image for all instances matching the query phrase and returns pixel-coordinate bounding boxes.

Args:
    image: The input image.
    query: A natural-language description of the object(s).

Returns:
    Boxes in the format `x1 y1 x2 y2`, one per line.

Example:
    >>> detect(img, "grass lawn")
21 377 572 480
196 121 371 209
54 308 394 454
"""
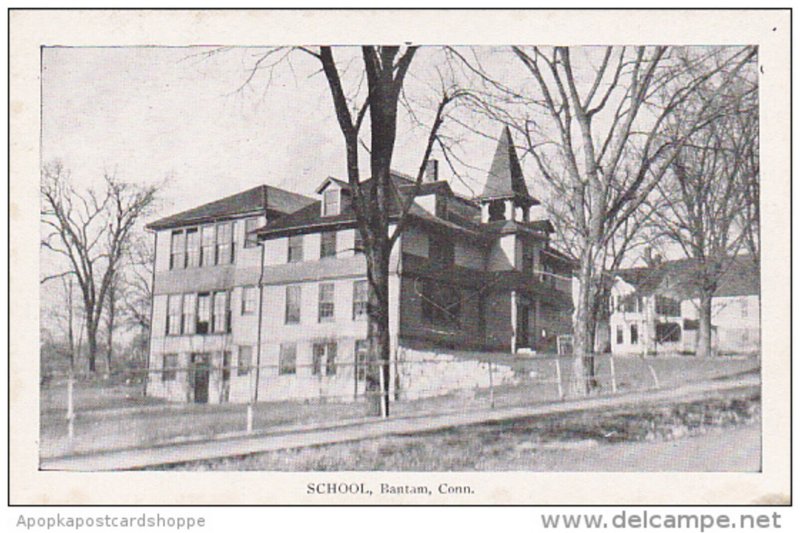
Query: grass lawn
159 386 760 472
40 377 161 416
39 354 759 459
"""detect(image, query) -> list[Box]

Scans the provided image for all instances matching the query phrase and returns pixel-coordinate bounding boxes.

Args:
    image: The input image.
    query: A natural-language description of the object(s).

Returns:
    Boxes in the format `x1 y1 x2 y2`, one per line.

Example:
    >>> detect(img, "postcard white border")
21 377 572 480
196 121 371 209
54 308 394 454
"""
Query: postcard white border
9 9 791 505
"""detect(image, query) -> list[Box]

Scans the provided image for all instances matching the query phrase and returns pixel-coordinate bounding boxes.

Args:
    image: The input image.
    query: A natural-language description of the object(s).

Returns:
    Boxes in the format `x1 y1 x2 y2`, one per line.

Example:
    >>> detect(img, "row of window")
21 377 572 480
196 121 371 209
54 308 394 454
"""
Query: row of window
278 340 369 380
288 229 457 267
162 341 371 382
169 218 261 270
164 281 369 336
616 324 639 345
166 291 232 336
285 280 369 324
161 348 253 382
615 321 682 345
611 294 682 317
287 230 365 263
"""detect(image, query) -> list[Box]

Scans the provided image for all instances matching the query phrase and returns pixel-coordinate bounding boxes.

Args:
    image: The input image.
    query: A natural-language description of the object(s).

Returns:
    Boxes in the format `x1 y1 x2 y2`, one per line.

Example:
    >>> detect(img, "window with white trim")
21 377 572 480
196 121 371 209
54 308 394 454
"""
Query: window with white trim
167 294 182 335
201 225 216 266
162 354 178 382
182 293 196 335
279 343 297 375
170 231 186 270
320 231 337 259
212 290 230 333
241 286 258 315
244 217 260 248
288 235 304 263
196 292 211 334
216 221 234 265
323 189 340 216
185 228 199 267
285 285 301 324
238 346 253 376
318 283 335 322
353 280 368 319
312 342 338 376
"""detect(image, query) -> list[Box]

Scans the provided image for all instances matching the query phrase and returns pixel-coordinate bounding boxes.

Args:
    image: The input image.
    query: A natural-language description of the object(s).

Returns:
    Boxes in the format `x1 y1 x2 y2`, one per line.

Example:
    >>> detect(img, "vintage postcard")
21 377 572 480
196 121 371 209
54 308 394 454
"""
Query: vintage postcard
9 9 790 505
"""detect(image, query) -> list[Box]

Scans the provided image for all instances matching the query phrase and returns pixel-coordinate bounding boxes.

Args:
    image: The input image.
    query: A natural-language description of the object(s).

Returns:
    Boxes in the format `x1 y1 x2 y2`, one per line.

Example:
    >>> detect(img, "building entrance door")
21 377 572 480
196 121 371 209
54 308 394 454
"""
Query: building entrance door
517 304 530 350
191 353 210 404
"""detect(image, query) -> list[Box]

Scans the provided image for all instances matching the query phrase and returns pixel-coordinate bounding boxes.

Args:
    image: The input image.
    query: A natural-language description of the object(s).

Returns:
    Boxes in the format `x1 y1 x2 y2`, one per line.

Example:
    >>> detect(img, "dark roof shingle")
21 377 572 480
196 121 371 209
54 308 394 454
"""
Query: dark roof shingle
478 126 537 205
616 255 759 298
146 185 314 230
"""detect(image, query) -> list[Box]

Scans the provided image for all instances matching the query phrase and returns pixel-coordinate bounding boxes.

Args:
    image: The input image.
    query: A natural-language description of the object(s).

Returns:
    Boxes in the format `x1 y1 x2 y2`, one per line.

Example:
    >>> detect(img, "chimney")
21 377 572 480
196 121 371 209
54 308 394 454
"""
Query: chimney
424 159 439 183
644 247 662 268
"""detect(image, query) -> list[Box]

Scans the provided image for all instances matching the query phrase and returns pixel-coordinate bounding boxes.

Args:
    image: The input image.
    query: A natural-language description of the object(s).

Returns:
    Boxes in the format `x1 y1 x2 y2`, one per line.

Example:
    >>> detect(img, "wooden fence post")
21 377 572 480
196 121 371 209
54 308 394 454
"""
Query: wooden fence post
246 368 254 433
379 361 388 418
609 354 618 394
647 364 660 389
66 374 75 440
555 357 564 401
488 360 495 409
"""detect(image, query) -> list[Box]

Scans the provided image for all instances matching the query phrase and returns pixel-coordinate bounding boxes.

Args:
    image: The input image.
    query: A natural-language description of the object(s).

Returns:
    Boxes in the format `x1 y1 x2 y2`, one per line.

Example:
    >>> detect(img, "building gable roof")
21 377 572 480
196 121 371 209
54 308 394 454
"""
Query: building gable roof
615 255 759 299
254 172 493 242
146 185 314 230
315 176 351 194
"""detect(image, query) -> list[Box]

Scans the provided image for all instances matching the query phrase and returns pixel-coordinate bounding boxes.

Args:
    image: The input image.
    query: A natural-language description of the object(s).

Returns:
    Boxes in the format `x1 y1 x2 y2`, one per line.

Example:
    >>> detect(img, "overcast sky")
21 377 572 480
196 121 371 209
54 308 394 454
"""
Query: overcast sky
41 46 507 219
40 46 517 328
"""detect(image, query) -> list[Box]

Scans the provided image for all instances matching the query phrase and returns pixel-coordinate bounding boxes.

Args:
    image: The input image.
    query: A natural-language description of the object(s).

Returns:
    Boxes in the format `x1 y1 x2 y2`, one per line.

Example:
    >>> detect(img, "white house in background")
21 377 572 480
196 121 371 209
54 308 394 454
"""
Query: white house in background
609 255 760 356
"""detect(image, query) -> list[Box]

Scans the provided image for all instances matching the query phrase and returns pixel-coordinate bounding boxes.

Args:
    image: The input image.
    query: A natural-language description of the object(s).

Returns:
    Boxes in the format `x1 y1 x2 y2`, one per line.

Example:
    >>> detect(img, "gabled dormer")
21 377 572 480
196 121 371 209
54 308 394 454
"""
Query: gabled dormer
315 177 352 217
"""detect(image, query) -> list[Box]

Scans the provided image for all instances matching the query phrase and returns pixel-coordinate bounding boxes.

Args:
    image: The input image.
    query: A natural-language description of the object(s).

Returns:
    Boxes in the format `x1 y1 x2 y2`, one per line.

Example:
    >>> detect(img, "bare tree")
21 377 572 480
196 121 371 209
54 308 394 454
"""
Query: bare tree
120 235 155 335
102 269 120 376
650 51 759 357
41 162 160 373
233 45 466 416
449 45 757 392
518 46 761 389
543 169 660 354
735 82 760 270
46 273 85 374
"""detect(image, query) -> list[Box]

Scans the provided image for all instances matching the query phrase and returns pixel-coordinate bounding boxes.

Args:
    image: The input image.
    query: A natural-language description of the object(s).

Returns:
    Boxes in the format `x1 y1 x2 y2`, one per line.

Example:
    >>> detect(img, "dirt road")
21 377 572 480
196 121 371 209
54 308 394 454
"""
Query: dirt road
496 423 761 472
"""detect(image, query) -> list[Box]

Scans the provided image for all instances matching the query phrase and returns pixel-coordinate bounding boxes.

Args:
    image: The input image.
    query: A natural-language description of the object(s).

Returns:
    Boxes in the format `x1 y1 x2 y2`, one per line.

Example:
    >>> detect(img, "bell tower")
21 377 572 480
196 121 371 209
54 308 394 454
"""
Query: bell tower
478 126 536 223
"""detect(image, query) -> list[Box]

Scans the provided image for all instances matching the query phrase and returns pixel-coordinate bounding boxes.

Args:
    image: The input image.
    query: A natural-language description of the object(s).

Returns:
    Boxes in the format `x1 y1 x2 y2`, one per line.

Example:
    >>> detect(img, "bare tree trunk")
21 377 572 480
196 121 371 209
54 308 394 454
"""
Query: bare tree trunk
572 250 598 395
64 276 76 372
310 45 451 417
105 279 116 377
365 237 391 416
357 240 393 418
86 315 98 373
696 292 714 358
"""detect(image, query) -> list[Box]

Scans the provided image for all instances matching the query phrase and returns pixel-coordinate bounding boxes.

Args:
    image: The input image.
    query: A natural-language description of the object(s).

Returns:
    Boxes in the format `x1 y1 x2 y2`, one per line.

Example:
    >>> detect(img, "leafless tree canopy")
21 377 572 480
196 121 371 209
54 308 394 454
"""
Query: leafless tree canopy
647 47 758 357
41 161 160 373
443 45 757 389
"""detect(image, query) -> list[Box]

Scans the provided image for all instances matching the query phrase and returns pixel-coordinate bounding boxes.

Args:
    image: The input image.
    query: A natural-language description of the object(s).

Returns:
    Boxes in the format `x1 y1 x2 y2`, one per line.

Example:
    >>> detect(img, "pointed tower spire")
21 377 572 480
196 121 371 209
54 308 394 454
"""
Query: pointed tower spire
479 126 533 205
